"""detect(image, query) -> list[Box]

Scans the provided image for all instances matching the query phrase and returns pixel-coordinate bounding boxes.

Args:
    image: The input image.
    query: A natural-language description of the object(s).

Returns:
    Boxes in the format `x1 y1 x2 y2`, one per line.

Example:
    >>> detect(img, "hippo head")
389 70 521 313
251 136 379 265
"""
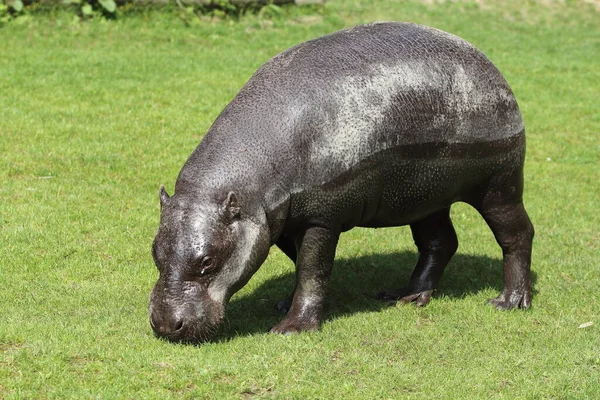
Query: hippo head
149 186 270 344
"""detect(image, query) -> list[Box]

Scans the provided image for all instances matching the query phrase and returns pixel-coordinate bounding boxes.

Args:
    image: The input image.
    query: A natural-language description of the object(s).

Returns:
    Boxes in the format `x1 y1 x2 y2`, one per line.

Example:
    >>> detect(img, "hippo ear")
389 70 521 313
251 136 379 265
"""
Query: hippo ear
221 191 241 221
159 185 170 207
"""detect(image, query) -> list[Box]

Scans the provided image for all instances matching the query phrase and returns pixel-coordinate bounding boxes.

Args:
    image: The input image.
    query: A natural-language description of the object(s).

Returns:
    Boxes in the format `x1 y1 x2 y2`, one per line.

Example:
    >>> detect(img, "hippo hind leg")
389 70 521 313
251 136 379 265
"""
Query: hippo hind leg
378 207 458 306
476 201 534 310
469 161 534 310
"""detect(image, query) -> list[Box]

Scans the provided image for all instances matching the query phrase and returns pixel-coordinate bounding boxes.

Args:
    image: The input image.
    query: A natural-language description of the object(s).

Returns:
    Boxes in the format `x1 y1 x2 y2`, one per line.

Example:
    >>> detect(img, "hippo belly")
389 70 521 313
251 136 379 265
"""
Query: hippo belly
287 134 524 232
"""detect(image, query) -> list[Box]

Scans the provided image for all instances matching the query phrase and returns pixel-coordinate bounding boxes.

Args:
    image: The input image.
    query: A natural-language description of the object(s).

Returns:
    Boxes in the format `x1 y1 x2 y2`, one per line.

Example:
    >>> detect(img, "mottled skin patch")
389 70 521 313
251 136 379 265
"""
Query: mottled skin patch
149 22 534 343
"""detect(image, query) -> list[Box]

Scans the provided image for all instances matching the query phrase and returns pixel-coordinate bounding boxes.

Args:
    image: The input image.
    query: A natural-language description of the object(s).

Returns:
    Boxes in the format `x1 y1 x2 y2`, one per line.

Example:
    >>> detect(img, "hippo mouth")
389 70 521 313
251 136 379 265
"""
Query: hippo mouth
149 291 225 344
150 316 223 344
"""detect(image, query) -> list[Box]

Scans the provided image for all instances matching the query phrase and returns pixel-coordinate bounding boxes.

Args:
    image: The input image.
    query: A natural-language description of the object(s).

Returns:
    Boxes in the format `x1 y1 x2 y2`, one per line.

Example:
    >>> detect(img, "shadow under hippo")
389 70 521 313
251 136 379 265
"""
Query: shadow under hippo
217 251 538 341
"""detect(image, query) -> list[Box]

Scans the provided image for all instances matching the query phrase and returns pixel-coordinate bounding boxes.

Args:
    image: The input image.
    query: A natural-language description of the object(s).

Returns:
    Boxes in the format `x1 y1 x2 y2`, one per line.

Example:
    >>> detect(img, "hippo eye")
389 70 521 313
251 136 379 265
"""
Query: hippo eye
199 256 216 276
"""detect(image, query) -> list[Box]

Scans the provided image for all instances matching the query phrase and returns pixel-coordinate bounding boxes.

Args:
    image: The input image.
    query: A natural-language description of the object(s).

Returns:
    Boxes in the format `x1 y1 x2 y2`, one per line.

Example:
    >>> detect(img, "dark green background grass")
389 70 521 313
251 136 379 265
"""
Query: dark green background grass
1 1 598 398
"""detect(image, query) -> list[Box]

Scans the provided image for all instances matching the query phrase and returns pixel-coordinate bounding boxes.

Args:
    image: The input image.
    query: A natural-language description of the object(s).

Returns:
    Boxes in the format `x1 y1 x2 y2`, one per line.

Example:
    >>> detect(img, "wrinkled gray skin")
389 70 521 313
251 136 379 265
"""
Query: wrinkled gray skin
149 22 534 344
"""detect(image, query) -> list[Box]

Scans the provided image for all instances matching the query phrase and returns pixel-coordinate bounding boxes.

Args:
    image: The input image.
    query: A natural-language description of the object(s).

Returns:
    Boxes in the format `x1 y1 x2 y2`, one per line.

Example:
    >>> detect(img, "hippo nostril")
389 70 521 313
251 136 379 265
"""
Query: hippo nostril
173 318 184 332
150 313 185 336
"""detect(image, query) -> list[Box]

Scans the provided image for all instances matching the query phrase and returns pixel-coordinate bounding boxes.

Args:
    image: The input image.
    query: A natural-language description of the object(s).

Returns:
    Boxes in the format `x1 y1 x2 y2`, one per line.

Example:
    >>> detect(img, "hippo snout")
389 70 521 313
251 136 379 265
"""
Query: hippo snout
149 309 185 337
149 281 225 343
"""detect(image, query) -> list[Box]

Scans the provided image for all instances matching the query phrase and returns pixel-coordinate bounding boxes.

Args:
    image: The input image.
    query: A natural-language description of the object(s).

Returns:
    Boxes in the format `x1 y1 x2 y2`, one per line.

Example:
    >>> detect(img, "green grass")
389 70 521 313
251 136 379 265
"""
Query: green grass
1 1 599 398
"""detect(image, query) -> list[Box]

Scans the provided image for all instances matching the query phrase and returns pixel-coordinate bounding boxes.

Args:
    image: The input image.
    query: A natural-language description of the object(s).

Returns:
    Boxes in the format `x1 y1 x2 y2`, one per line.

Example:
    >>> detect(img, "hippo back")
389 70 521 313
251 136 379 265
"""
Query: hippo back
178 22 523 205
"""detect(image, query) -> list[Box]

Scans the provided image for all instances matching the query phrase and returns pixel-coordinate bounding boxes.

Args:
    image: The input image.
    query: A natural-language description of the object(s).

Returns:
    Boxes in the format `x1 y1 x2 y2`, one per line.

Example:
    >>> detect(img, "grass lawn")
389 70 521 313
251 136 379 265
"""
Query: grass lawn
1 1 598 398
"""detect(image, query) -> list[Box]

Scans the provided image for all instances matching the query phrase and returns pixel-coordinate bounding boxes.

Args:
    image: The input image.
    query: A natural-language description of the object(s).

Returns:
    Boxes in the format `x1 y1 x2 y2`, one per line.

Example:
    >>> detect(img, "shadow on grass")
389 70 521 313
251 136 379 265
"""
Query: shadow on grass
219 251 538 341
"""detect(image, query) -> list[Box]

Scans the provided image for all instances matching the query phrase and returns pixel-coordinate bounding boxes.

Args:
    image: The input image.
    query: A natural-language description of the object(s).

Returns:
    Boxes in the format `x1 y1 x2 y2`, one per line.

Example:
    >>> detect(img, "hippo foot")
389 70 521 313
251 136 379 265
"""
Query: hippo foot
275 298 292 314
489 290 531 310
377 289 434 307
269 317 319 335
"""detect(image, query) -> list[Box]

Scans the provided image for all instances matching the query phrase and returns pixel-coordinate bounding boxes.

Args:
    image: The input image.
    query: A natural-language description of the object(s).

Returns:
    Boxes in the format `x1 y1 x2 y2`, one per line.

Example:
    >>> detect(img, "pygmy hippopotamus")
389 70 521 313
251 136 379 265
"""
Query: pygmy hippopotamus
149 22 534 343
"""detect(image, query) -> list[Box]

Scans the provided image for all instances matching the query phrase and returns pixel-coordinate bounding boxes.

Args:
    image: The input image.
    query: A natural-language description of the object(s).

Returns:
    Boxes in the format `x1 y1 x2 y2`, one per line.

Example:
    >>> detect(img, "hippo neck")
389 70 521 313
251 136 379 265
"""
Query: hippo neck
175 125 294 244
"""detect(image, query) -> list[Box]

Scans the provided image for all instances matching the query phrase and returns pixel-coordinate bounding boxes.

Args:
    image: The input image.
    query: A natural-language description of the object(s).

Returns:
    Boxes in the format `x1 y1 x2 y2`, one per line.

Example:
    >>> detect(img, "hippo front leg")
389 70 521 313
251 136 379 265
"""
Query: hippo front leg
274 234 296 314
270 226 339 334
